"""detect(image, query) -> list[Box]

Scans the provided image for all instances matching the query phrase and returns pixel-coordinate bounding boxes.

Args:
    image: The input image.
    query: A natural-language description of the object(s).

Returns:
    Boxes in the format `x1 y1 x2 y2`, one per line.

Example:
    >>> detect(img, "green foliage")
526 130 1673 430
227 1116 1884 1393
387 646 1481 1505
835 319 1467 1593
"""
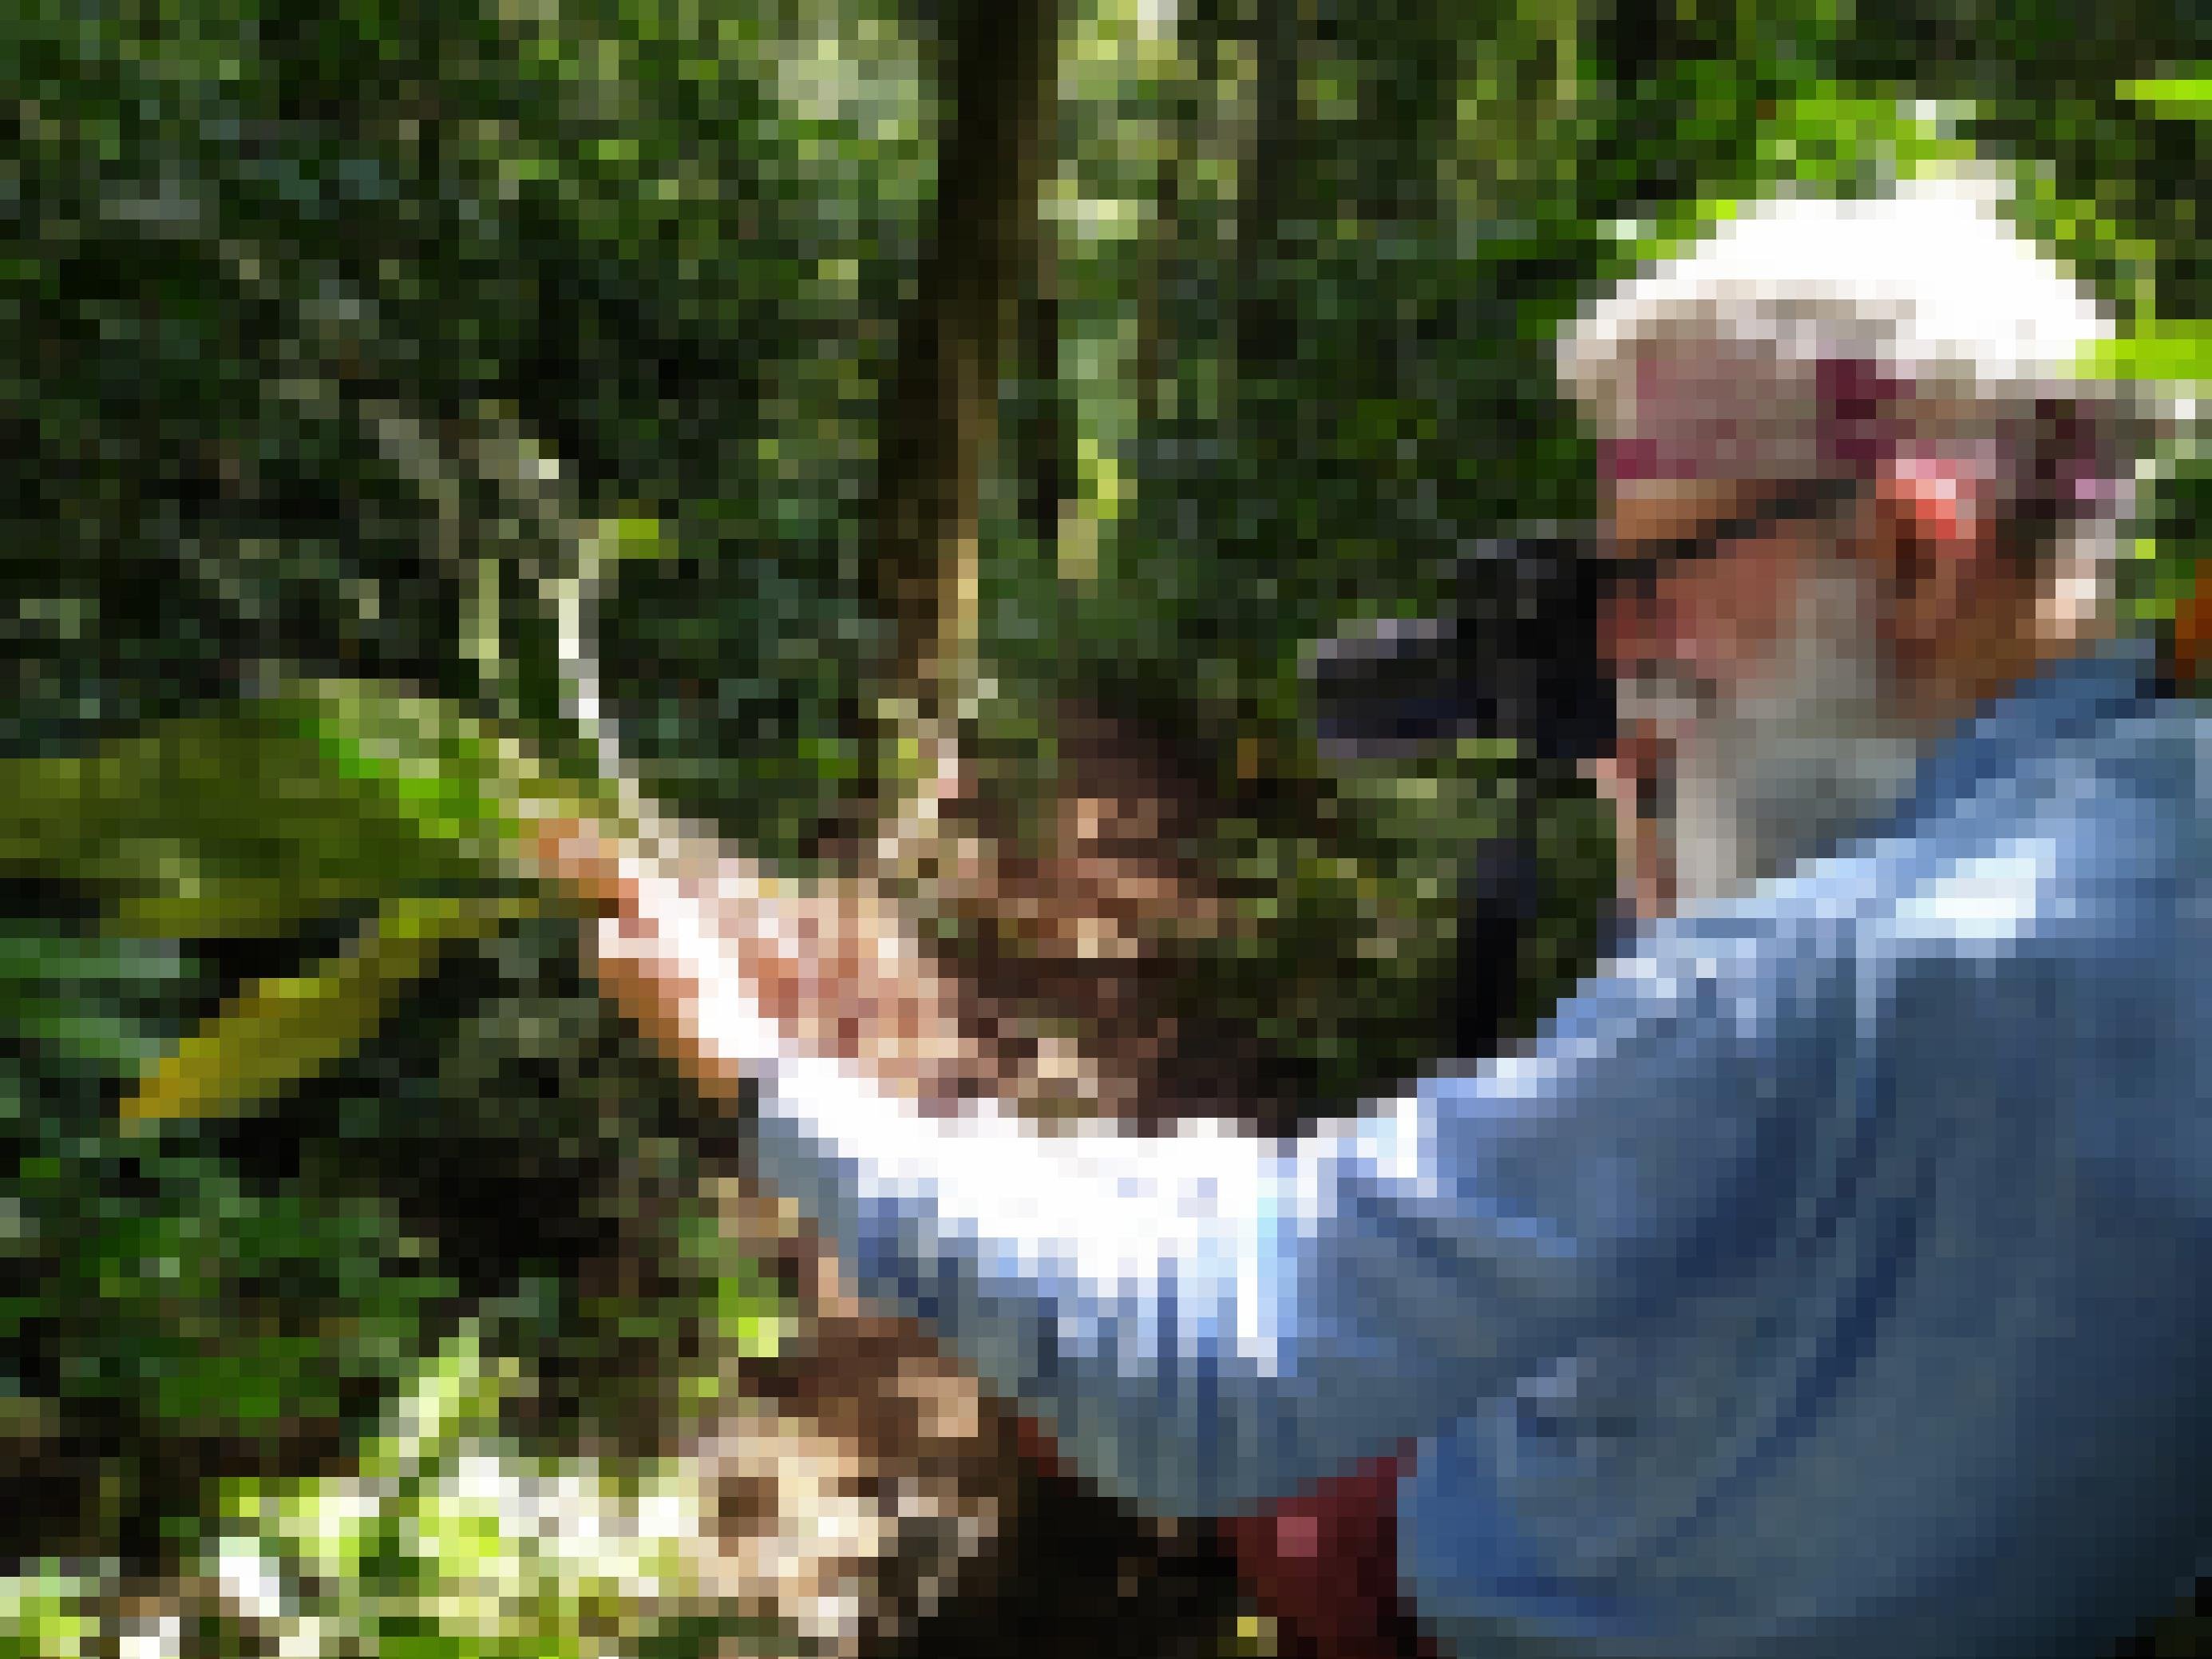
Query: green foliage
0 1563 107 1659
271 1322 789 1653
1 1326 790 1657
21 1148 454 1439
0 896 787 1637
0 929 189 1071
4 1059 467 1578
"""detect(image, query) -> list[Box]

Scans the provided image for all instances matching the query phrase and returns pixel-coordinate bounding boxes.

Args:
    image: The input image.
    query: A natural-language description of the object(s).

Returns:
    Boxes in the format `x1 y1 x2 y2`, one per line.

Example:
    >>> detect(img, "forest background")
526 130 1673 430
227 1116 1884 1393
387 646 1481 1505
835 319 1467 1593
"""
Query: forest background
4 0 2210 1653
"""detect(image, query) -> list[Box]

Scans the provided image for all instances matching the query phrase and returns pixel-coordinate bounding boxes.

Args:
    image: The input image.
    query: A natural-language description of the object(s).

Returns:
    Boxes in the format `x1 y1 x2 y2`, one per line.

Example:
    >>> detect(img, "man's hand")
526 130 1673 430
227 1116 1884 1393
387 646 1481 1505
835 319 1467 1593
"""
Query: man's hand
533 818 988 1110
1584 731 1676 924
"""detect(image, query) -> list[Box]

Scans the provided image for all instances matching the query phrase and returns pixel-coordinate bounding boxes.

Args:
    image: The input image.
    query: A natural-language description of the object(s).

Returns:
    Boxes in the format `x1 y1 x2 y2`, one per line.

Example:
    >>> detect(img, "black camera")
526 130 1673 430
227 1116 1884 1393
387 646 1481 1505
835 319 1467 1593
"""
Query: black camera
1302 529 1614 769
1303 529 1618 1052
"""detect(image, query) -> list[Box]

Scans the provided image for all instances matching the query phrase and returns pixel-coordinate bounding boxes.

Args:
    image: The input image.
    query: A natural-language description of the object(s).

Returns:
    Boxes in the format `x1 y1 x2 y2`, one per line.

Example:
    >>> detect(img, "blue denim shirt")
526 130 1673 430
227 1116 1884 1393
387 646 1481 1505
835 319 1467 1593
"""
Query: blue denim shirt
738 633 2210 1658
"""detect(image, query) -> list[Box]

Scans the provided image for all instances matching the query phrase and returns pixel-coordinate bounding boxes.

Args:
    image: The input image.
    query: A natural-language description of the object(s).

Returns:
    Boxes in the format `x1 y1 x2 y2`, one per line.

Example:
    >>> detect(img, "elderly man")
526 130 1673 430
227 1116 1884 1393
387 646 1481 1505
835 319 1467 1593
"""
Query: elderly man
551 176 2209 1659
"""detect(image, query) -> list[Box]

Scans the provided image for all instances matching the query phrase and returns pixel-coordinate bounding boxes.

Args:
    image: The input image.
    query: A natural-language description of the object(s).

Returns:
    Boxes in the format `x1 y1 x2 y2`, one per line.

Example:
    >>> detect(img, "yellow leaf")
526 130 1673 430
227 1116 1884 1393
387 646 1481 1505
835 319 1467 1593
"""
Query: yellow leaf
121 897 520 1126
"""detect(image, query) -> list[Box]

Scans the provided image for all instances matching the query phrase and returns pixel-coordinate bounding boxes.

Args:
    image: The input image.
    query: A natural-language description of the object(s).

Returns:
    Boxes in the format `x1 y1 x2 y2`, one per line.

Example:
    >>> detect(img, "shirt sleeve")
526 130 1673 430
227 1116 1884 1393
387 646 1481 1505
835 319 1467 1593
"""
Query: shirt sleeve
619 857 1841 1520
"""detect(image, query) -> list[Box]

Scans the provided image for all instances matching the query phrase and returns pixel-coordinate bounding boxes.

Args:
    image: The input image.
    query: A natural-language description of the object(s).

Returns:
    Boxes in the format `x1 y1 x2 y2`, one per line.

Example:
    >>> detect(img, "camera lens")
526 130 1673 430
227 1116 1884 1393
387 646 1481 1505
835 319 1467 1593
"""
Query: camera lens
1304 530 1612 766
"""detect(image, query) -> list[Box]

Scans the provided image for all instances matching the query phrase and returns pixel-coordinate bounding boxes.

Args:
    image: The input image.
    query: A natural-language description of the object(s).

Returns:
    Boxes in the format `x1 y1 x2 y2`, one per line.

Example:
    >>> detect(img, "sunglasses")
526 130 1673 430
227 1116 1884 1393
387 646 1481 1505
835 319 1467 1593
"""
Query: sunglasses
1598 474 1868 604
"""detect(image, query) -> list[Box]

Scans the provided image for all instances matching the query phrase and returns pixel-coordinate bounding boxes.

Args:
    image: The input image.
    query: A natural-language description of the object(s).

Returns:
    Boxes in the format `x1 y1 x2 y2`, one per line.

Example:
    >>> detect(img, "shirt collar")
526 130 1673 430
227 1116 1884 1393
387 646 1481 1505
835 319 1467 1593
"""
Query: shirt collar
1886 630 2166 834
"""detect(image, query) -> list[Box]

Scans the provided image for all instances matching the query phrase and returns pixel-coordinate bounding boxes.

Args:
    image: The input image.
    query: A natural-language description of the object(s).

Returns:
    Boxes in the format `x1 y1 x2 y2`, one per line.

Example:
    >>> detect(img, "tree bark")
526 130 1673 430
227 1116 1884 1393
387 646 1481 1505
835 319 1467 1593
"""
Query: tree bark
1233 0 1301 390
1019 229 1073 561
1134 111 1183 432
865 0 1067 743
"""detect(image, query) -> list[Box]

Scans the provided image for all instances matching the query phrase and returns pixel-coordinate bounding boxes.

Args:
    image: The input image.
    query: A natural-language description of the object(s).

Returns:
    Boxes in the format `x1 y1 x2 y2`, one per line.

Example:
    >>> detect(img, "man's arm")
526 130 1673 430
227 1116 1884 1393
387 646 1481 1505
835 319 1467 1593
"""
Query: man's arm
547 820 1828 1519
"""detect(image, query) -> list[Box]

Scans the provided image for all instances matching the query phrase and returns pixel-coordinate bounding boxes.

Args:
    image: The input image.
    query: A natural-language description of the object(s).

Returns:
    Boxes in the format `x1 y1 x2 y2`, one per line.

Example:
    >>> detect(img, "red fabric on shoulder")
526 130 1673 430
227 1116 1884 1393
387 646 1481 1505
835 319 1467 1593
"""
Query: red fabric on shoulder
1220 1449 1437 1659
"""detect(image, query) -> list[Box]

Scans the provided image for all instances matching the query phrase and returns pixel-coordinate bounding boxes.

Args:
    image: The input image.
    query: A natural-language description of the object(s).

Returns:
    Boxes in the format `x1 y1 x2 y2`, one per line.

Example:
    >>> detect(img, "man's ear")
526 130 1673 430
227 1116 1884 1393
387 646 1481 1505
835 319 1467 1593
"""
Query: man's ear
1867 457 2001 659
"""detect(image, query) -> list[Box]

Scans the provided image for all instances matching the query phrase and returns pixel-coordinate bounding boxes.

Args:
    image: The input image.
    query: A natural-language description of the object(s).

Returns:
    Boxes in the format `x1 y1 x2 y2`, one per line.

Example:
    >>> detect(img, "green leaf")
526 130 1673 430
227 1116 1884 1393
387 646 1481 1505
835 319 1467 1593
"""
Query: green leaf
2118 76 2212 115
0 711 476 905
120 896 523 1126
101 881 337 941
0 679 627 916
6 1000 167 1070
2075 323 2212 386
0 932 186 988
590 514 675 564
279 678 585 858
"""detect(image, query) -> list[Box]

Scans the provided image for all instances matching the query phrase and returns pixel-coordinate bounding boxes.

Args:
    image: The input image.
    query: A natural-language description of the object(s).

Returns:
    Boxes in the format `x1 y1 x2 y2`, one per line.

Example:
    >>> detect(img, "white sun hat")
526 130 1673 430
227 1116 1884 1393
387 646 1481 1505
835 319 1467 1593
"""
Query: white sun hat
1557 166 2155 497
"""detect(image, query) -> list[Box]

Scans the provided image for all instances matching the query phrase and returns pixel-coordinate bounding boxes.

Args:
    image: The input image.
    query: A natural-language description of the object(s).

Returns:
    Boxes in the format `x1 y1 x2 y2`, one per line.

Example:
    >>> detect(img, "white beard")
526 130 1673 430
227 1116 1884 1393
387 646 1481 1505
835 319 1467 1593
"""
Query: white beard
1623 556 1925 909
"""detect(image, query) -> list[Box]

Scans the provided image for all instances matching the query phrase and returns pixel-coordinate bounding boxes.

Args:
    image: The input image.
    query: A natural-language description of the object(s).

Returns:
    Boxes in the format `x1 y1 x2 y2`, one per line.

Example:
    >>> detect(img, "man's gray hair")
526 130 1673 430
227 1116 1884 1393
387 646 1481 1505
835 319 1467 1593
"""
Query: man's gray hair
1558 168 2161 614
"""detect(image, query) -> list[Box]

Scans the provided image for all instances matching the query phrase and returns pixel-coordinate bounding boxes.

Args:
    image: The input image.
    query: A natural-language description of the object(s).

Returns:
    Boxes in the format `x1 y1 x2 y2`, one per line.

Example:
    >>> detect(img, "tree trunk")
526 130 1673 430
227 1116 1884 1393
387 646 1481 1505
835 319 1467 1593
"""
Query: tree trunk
1020 230 1073 563
1233 0 1301 391
865 0 1067 754
1134 117 1181 431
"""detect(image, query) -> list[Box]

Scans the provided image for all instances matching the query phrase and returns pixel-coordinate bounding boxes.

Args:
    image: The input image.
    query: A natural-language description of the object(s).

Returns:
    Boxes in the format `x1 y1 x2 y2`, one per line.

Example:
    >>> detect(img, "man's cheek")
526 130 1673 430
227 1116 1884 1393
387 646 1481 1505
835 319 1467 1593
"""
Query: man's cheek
1688 534 1814 698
